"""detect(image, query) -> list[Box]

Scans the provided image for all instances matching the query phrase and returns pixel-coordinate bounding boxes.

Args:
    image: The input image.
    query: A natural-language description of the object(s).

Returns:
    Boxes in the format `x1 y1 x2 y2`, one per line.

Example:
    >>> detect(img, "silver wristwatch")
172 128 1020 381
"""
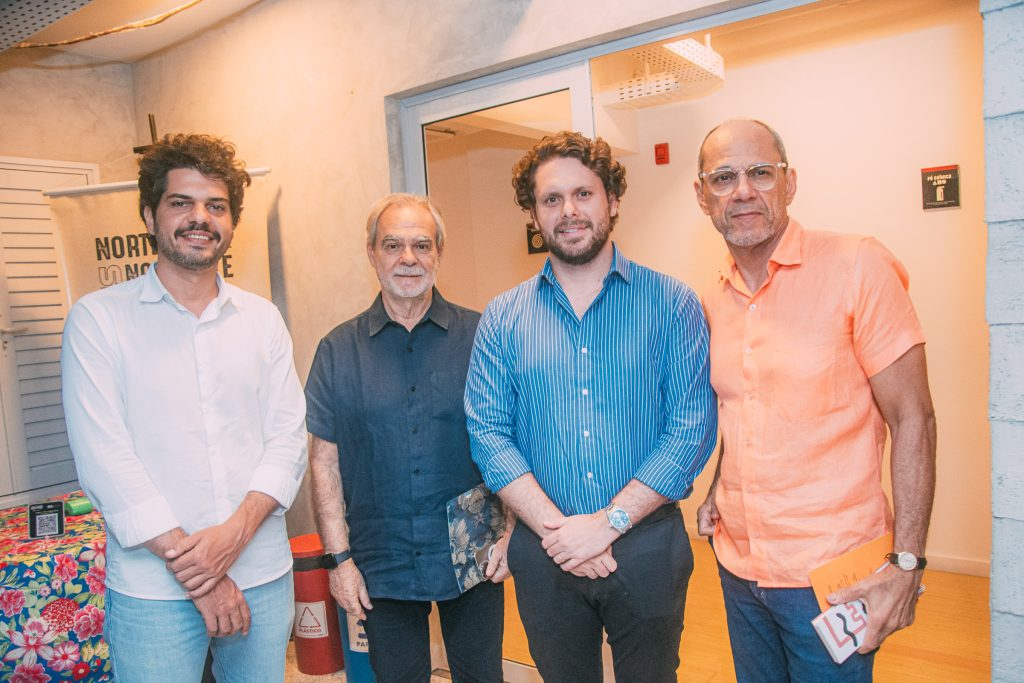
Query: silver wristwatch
604 503 632 535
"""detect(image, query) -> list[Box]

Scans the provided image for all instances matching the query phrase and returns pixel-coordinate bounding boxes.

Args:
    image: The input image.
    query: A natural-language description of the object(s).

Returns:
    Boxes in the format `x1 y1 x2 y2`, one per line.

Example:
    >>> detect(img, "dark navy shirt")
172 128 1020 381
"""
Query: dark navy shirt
305 290 483 601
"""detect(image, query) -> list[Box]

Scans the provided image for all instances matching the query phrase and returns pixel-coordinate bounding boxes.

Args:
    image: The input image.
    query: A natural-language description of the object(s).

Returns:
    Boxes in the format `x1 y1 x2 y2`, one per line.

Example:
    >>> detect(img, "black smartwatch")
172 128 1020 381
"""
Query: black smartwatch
320 549 352 570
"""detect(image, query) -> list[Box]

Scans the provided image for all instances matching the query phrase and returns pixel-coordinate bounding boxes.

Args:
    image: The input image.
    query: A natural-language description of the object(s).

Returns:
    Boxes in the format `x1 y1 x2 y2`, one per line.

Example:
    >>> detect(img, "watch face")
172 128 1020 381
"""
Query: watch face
321 554 339 570
609 509 630 530
897 552 918 571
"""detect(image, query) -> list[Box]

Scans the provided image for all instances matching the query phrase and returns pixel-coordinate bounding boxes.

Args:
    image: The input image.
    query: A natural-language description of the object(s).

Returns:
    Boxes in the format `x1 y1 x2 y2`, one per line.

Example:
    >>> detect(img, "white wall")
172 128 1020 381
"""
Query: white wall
430 131 546 312
603 0 988 574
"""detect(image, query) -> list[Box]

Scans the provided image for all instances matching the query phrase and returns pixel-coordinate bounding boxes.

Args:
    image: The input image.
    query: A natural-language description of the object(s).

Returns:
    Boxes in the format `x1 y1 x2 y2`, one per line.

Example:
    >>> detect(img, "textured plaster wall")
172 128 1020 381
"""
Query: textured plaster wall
0 48 136 179
982 0 1024 678
127 0 757 378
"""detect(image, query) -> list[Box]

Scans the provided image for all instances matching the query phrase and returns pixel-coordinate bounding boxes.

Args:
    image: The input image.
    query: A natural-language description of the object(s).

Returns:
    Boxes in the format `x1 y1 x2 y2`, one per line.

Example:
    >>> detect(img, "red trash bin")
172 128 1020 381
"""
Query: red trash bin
289 534 344 675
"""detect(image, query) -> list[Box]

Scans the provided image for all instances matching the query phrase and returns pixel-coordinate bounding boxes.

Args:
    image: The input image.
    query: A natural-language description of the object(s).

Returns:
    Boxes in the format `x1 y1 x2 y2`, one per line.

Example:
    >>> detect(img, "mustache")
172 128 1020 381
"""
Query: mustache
174 222 220 241
555 218 592 231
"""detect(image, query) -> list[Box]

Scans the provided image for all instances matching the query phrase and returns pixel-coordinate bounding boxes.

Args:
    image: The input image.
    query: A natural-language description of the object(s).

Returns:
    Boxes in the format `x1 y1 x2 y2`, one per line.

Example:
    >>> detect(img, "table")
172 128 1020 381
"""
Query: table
0 491 111 682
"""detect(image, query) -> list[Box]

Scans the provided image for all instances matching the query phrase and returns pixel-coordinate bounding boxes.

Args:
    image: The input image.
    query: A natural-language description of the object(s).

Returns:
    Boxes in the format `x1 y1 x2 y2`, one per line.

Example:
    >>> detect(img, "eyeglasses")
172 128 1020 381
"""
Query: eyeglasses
699 162 788 196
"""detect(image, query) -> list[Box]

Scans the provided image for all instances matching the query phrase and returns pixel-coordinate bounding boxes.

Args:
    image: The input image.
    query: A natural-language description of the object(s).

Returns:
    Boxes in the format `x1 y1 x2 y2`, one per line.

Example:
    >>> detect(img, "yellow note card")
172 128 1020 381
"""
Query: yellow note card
808 532 893 611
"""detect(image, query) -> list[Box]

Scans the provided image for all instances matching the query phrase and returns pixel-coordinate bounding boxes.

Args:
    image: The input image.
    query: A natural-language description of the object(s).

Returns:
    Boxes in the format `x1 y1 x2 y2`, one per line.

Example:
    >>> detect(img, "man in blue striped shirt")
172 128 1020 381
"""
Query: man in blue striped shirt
465 131 718 682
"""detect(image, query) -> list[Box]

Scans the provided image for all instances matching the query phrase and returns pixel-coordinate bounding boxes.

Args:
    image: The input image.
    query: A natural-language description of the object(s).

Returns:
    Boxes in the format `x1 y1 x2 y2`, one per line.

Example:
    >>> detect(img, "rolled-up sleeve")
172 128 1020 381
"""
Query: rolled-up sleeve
247 309 307 514
62 303 180 548
464 301 531 492
632 289 718 500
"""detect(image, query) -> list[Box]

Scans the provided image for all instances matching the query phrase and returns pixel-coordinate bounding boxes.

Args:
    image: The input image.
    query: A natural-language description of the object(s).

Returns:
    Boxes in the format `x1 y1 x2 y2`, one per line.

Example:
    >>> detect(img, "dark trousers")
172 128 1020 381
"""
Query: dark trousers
507 505 693 683
362 579 504 683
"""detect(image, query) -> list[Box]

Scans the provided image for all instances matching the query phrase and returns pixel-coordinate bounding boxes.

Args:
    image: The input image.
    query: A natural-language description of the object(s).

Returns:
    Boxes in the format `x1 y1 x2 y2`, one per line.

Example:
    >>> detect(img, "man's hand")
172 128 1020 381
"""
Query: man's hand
696 492 719 537
165 521 246 598
486 530 512 583
329 559 373 622
192 576 251 638
541 512 618 572
827 564 923 653
569 548 618 579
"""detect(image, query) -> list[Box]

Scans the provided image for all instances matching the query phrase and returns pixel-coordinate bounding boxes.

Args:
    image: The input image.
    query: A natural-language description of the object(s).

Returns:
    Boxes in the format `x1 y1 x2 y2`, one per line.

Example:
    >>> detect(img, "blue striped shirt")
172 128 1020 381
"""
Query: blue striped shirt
465 245 717 515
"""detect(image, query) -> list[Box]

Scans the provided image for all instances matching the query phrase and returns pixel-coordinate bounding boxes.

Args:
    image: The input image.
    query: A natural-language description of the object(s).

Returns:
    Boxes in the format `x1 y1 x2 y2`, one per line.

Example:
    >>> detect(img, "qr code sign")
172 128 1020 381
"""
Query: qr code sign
36 512 59 536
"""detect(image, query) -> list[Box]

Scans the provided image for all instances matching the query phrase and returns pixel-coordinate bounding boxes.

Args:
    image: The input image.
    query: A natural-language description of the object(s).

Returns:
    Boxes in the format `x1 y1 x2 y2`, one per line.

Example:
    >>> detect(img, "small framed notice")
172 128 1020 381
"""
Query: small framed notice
28 501 66 539
921 165 960 210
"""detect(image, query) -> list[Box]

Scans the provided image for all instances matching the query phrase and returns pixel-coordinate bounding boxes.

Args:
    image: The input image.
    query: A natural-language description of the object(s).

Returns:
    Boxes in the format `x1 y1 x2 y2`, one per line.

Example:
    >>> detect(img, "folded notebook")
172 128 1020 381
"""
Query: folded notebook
446 483 506 593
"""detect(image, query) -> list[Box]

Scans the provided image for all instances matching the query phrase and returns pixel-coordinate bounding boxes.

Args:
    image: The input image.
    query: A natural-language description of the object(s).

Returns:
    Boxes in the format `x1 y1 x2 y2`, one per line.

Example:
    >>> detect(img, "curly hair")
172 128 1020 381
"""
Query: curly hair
512 131 627 226
138 133 251 226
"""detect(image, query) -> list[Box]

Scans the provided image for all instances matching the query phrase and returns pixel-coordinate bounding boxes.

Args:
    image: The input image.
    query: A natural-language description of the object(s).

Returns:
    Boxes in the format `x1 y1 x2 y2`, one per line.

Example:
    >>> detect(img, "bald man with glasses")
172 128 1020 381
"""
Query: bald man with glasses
693 119 937 682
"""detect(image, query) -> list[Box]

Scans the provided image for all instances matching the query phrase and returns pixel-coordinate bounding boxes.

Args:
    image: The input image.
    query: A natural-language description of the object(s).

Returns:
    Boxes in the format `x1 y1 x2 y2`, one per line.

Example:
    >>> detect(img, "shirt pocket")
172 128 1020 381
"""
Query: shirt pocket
768 343 839 423
429 368 468 424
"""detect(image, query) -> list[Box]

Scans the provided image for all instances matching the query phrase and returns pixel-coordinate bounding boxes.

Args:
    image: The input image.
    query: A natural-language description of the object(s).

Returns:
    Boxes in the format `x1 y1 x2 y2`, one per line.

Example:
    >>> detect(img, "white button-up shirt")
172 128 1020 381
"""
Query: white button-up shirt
61 265 307 599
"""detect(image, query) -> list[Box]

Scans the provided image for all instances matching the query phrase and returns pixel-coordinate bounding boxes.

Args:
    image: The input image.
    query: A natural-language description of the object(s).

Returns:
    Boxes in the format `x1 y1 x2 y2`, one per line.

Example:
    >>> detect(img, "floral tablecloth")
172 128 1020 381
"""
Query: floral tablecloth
0 492 110 682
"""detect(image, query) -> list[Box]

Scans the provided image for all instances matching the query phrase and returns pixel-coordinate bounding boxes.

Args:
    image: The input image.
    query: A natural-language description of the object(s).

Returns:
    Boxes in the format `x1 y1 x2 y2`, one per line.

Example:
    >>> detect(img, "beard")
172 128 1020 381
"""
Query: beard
380 269 436 301
152 218 229 271
545 217 613 266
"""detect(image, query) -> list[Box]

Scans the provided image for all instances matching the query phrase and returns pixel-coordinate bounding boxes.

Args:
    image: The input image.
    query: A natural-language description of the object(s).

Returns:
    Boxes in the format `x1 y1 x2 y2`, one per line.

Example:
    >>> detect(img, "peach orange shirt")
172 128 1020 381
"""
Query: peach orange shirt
703 220 925 587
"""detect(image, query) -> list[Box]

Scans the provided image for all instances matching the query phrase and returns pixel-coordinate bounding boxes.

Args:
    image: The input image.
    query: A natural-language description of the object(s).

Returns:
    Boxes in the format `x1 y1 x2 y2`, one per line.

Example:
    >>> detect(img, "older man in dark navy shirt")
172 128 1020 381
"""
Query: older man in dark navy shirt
306 193 508 683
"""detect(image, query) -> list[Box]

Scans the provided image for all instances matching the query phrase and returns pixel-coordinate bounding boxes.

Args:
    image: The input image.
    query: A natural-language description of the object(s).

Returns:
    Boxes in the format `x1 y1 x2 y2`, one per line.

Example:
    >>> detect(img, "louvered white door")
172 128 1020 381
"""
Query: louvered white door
0 158 97 499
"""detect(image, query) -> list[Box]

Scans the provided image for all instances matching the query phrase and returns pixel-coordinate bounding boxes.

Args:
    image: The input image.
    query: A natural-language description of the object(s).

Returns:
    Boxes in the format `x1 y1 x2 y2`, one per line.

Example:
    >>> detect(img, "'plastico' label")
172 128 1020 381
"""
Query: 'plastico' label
294 601 328 639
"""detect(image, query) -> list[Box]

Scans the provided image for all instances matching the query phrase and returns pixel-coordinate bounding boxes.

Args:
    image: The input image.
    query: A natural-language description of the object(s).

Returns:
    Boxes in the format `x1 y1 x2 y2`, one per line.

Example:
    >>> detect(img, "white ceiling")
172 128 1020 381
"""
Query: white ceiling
16 0 262 63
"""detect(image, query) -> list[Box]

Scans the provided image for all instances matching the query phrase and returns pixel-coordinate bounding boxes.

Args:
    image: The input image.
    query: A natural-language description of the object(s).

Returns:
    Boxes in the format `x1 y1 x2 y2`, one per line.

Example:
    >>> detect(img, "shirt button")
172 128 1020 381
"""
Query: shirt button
412 427 419 434
749 303 757 311
415 550 422 556
581 347 588 354
581 389 589 396
406 346 413 353
745 347 752 354
587 472 594 479
413 469 421 475
410 386 416 393
583 430 590 438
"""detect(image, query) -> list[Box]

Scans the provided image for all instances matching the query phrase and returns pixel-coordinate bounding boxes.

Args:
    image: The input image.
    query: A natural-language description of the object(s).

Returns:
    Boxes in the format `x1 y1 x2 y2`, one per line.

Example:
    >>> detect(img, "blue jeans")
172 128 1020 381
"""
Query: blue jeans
105 572 294 683
717 561 875 682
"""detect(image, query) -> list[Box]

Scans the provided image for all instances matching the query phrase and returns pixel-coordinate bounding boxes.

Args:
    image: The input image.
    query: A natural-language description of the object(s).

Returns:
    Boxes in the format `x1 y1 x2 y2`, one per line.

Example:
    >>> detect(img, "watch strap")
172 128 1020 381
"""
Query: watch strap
885 551 927 570
320 549 352 570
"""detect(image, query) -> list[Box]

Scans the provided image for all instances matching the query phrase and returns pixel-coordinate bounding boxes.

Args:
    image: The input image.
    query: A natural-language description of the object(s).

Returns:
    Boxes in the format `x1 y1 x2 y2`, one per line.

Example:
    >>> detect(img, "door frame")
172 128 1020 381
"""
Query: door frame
386 0 816 193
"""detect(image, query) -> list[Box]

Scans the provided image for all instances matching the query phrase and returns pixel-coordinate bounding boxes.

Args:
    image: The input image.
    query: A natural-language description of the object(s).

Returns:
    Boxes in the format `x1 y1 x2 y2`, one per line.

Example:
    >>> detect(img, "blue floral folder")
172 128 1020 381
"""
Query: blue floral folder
446 483 506 593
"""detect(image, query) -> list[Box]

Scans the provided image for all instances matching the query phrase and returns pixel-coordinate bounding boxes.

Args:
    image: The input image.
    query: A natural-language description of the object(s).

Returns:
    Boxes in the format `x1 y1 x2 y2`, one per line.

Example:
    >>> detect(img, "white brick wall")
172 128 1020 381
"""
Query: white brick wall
983 1 1024 680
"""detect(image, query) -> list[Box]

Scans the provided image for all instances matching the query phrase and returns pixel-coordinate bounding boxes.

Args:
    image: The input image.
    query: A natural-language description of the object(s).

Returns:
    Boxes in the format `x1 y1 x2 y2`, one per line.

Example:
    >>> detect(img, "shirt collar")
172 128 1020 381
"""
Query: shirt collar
139 262 231 313
539 242 632 288
368 287 451 336
716 219 804 289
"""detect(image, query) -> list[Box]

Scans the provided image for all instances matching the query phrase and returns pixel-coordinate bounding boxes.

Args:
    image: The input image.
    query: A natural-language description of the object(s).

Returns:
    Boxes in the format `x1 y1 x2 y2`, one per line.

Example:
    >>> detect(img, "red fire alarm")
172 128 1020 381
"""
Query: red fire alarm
655 142 670 165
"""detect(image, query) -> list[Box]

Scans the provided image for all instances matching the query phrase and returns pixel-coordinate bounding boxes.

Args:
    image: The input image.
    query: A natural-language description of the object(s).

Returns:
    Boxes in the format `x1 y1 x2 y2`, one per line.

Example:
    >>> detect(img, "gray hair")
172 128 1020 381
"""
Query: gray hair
365 193 446 251
697 119 788 175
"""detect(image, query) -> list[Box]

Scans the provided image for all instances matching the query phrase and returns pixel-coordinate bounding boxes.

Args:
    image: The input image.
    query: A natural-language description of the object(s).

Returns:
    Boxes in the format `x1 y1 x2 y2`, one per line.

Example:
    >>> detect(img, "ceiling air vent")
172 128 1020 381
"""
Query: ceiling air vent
0 0 93 53
599 35 725 109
